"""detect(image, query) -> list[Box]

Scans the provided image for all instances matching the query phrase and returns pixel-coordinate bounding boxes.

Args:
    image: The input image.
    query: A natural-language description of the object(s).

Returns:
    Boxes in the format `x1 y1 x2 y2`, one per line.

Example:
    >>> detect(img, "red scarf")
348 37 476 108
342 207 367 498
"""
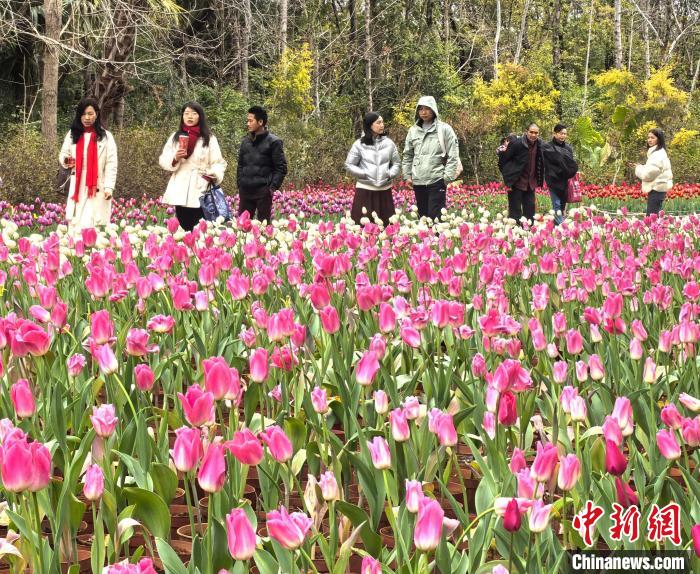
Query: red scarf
182 125 200 158
73 126 98 202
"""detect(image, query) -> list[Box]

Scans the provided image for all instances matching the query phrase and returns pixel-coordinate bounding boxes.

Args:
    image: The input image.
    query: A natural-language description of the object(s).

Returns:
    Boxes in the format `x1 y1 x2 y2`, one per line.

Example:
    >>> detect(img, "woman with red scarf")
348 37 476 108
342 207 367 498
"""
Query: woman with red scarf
159 102 227 231
59 98 118 232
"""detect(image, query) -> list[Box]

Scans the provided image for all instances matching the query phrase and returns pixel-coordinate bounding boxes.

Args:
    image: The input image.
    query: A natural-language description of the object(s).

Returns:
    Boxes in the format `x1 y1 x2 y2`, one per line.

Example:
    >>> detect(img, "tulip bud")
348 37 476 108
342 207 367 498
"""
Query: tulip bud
319 471 340 501
226 508 257 561
405 479 424 513
10 379 35 418
502 499 521 532
373 390 389 414
83 464 105 501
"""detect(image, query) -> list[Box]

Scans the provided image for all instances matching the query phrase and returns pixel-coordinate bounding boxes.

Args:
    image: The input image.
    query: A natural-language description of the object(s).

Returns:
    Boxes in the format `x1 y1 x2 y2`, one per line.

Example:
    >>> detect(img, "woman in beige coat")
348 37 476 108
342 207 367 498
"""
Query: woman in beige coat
159 102 227 231
59 98 118 232
634 128 673 216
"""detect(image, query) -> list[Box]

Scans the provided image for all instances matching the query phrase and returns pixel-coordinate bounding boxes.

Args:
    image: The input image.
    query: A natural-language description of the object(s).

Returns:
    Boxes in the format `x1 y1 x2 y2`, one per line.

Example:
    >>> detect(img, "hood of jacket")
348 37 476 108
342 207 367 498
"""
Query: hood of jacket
414 96 440 125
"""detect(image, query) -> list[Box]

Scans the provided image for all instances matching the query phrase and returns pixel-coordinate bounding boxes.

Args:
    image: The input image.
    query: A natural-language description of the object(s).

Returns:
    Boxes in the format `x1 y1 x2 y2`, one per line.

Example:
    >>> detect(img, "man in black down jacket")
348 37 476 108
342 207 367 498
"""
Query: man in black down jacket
497 123 545 225
237 106 288 222
542 123 578 225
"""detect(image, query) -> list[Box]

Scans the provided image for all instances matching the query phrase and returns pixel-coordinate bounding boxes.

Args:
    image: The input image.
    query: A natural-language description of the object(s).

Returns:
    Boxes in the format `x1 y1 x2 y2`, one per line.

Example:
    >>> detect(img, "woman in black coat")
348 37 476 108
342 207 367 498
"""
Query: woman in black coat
542 124 578 225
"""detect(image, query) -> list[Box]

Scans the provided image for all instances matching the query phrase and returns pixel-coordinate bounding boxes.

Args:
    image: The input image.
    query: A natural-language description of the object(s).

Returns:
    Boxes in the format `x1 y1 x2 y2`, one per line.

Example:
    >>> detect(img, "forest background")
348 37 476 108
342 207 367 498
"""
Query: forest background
1 0 700 204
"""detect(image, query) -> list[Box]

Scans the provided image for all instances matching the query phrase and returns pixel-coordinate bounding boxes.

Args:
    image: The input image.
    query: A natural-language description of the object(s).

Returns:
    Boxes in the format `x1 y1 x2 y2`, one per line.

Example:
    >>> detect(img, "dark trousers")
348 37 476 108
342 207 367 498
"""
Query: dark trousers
414 179 446 220
646 191 666 216
175 206 204 232
238 191 273 222
508 187 536 224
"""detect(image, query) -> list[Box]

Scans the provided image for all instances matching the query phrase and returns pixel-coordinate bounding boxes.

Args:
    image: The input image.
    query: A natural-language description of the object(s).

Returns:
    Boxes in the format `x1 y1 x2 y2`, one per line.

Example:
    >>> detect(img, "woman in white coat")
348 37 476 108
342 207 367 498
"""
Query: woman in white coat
634 128 673 216
159 102 227 231
59 98 118 232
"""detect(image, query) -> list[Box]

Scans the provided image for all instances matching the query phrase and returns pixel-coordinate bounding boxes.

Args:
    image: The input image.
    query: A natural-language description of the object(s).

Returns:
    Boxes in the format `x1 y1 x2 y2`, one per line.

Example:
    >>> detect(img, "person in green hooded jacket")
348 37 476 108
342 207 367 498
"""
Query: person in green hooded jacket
402 96 460 221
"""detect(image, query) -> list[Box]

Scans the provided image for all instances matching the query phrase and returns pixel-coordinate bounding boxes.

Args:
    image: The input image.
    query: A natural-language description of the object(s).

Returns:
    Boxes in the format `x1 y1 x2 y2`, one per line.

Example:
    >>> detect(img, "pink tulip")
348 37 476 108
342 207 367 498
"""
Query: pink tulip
13 320 51 356
588 354 605 380
642 357 657 383
433 411 458 446
498 391 517 426
374 390 389 414
367 436 391 469
319 471 340 501
400 324 421 348
565 329 583 354
134 364 155 392
682 417 700 447
482 412 496 439
528 499 552 532
530 442 558 482
414 497 444 551
612 397 634 436
93 343 118 375
126 328 158 357
502 498 521 532
249 348 269 383
509 448 527 474
1 438 51 492
226 508 256 561
557 454 581 491
517 469 539 499
629 338 643 360
198 442 227 493
90 310 114 345
605 439 627 475
378 303 396 333
177 384 215 427
355 351 380 386
311 386 329 414
661 404 683 430
615 476 638 508
10 379 35 418
403 396 420 419
319 306 340 334
574 360 588 382
569 397 587 422
680 393 700 412
67 353 87 377
656 429 681 461
369 333 387 358
552 361 568 384
405 479 424 513
361 556 382 574
83 464 105 501
492 359 532 393
471 353 486 378
692 524 700 557
226 429 264 466
91 404 118 438
147 315 175 334
602 416 623 446
171 426 203 472
203 356 240 401
389 408 410 442
259 426 293 463
266 506 312 550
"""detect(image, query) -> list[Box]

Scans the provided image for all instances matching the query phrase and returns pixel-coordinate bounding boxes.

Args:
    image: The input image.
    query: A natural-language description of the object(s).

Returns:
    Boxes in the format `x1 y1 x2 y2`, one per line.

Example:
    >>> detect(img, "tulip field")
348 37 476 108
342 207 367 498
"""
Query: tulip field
1 183 700 574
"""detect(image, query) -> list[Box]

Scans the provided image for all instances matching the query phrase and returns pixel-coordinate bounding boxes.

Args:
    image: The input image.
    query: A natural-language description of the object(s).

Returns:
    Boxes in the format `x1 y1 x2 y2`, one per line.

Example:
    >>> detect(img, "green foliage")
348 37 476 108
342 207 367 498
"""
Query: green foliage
0 127 56 205
670 129 700 183
267 44 314 120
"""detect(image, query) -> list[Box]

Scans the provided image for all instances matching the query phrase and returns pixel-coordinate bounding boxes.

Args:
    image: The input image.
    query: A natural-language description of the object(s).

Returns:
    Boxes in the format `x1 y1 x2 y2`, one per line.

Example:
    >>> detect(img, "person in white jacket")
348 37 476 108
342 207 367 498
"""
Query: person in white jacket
159 102 227 231
59 98 118 233
634 128 673 216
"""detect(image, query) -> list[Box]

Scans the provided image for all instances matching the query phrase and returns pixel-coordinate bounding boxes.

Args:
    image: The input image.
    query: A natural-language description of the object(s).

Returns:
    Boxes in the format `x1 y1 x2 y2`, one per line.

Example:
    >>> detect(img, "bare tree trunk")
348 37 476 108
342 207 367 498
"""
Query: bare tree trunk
552 0 562 116
582 0 595 113
365 0 373 110
642 1 651 78
241 0 251 95
627 13 635 70
688 57 700 111
513 0 532 65
280 0 288 54
614 0 623 69
493 0 501 78
114 93 125 129
443 0 450 42
41 0 60 144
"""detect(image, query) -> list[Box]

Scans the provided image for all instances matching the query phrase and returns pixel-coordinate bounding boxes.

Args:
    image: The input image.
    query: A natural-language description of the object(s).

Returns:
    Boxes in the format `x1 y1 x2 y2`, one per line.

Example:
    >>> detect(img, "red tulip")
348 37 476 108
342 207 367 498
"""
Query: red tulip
502 499 521 533
691 524 700 557
614 477 638 508
605 439 627 476
226 508 256 561
497 391 518 426
10 379 35 418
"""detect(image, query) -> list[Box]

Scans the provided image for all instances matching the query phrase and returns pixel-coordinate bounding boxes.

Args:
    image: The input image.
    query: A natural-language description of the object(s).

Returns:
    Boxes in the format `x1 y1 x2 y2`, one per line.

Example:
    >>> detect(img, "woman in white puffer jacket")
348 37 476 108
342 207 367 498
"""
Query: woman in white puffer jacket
634 128 673 216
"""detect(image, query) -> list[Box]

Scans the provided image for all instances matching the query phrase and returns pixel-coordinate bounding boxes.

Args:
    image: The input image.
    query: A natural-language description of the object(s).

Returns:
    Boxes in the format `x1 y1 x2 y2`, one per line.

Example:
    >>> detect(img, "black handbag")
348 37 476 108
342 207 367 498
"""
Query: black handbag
199 183 232 222
55 165 73 196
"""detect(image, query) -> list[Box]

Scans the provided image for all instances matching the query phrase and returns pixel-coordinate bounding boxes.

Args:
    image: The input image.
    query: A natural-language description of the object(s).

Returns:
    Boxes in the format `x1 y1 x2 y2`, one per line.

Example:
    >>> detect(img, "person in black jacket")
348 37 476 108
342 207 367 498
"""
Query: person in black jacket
497 124 544 225
542 124 578 225
237 106 288 222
